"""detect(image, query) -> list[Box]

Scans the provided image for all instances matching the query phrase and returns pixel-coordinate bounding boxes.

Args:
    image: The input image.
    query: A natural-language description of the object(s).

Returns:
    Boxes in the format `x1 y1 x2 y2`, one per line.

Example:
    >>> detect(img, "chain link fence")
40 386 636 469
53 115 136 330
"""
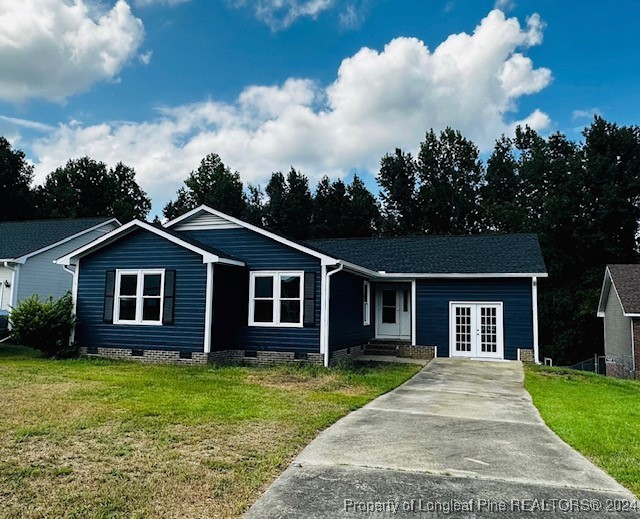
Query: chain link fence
569 354 637 379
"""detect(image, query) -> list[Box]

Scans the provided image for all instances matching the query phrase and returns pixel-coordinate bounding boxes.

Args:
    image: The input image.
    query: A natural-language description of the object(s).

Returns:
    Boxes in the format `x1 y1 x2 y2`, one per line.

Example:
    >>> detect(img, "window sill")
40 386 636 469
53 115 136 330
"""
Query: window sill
113 321 163 326
248 322 304 328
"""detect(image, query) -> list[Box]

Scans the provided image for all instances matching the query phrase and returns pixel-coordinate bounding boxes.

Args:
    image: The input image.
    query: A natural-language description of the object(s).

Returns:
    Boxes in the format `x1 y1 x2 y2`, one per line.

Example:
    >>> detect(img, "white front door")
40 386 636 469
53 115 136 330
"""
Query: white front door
377 286 411 339
450 303 504 359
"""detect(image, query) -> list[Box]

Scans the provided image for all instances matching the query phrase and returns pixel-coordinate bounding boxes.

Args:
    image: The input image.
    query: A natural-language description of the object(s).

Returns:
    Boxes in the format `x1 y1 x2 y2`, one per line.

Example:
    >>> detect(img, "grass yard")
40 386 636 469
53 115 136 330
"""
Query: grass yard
0 345 420 518
525 364 640 497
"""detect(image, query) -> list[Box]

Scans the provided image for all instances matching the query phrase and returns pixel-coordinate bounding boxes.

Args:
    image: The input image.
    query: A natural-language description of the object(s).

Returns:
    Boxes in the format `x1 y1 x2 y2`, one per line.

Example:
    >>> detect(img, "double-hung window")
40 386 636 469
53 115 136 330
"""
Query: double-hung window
114 269 164 325
249 271 303 327
363 281 371 325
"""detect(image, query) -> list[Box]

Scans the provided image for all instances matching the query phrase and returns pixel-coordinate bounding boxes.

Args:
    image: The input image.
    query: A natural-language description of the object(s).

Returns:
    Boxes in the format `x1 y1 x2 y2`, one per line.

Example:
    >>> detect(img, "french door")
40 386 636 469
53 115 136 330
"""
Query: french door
450 303 503 359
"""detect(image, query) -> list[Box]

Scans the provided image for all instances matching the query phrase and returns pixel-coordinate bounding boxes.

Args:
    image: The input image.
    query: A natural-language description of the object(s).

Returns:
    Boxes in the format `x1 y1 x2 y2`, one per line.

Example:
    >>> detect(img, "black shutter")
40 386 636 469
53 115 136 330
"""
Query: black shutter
103 270 116 323
303 272 316 327
163 270 176 325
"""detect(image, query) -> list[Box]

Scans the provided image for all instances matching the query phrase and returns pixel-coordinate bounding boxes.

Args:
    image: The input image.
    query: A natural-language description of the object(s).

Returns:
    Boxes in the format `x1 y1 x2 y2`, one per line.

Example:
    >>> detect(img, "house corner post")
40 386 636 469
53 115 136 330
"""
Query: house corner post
532 276 539 364
204 262 214 354
70 261 80 344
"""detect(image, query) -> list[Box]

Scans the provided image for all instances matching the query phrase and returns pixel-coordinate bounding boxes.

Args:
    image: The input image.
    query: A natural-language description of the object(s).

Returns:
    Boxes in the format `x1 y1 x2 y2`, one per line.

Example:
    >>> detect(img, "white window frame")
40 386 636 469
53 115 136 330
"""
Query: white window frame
249 271 304 327
114 269 165 326
363 280 371 326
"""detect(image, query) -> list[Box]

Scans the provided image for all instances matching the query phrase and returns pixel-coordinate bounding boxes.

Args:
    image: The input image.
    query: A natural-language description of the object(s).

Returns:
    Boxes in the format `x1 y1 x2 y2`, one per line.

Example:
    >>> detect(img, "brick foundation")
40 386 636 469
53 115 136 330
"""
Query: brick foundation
517 348 535 363
80 346 323 366
397 344 436 360
329 344 366 366
633 319 640 373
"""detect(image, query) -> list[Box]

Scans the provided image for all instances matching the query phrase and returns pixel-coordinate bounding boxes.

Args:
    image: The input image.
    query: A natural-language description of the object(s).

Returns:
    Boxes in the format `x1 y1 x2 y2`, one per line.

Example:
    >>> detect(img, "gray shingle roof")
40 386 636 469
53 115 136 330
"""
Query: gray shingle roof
0 218 113 260
304 234 547 274
607 264 640 314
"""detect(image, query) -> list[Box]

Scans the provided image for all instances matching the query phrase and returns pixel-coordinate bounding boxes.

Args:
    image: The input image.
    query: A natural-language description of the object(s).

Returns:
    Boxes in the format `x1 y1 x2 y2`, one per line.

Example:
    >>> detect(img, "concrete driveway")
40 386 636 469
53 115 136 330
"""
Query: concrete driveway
245 359 639 518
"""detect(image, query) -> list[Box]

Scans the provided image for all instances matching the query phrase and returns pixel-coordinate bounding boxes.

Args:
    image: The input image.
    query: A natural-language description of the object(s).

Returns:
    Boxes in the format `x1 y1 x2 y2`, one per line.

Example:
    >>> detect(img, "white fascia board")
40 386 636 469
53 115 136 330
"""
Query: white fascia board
376 272 549 279
55 219 245 267
164 205 339 265
596 267 612 317
15 218 121 264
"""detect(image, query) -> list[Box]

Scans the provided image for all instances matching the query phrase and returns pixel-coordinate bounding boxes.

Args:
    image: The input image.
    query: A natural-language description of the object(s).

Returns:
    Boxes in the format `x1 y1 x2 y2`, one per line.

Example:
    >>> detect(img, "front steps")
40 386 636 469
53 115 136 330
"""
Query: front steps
363 340 410 356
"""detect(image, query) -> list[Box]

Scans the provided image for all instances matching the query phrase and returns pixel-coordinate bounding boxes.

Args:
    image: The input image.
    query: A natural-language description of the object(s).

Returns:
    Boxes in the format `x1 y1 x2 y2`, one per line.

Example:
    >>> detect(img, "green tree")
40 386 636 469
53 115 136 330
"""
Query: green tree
264 168 313 239
343 174 380 237
377 148 418 235
311 176 347 238
0 137 36 221
37 157 150 223
163 153 246 220
482 136 524 232
243 183 265 226
416 128 484 234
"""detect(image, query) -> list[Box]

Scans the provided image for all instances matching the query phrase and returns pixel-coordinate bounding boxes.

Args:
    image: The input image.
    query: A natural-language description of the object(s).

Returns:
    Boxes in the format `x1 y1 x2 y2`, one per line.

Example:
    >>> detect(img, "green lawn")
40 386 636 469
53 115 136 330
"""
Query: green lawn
525 364 640 496
0 345 420 518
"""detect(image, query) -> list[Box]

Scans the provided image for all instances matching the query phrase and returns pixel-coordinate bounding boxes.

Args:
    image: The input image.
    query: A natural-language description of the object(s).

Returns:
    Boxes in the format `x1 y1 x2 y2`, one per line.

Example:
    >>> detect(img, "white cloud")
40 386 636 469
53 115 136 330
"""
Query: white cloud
494 0 516 12
29 9 552 212
0 0 144 102
139 50 153 65
232 0 334 30
572 107 601 120
134 0 189 6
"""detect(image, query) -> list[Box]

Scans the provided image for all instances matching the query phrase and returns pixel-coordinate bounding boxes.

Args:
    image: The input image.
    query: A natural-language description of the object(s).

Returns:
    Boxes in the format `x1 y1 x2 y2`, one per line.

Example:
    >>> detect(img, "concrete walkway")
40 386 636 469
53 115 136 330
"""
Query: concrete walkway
245 358 640 518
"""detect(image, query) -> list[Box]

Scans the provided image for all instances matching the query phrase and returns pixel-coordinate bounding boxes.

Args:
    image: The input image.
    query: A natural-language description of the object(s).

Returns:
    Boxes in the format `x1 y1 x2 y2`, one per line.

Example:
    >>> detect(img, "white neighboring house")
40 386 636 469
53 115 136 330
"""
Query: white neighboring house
0 218 120 318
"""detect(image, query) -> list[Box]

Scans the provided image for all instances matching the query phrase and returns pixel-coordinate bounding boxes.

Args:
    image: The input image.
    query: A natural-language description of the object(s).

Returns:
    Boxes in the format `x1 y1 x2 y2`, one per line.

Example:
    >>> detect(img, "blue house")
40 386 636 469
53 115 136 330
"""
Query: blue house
56 206 547 366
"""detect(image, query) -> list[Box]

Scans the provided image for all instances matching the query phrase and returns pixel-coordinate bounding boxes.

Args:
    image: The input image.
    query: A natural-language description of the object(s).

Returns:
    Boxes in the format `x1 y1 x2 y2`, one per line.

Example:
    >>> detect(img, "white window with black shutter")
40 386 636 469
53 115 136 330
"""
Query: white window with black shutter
103 269 175 326
249 271 313 327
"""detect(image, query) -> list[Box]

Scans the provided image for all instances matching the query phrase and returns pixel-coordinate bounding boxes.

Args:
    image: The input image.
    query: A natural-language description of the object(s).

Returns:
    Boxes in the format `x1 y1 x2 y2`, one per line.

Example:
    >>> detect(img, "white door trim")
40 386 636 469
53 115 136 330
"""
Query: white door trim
449 301 504 359
375 283 411 340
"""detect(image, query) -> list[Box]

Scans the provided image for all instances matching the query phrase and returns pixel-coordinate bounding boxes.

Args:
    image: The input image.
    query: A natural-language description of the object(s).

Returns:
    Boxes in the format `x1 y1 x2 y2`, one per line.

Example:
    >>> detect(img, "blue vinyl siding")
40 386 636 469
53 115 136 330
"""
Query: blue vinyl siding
185 228 321 353
329 271 375 351
416 278 533 360
76 229 207 352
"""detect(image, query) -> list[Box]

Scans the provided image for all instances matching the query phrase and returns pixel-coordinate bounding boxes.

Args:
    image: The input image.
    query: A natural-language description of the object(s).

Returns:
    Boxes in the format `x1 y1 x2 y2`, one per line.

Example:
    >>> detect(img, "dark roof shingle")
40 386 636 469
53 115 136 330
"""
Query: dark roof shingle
0 218 114 260
607 264 640 314
304 234 546 274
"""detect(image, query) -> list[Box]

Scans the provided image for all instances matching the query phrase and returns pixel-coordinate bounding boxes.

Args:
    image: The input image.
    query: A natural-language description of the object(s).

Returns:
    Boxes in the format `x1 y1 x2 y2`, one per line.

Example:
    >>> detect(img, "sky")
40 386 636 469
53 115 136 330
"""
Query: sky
1 0 639 216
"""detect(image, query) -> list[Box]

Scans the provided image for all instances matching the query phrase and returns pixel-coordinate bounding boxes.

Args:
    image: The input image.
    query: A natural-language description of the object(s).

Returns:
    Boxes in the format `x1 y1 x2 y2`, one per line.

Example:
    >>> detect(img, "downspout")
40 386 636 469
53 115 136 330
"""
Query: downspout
323 263 344 368
532 276 540 364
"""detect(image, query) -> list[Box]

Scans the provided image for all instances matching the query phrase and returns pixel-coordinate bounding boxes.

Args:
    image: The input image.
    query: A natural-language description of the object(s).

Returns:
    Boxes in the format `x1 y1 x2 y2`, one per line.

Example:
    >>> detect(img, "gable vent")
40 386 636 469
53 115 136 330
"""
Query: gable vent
173 212 241 231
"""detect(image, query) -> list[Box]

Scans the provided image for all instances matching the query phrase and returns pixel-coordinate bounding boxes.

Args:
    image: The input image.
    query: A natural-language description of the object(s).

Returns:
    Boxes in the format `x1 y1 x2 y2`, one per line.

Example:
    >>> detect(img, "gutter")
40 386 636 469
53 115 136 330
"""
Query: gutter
323 263 344 368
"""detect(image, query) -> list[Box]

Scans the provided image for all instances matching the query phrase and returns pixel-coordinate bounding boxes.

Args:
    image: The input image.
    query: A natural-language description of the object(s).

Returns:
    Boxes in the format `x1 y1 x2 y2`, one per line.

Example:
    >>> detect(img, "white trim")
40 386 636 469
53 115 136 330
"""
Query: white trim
164 206 338 266
323 264 344 367
377 272 548 279
375 283 411 340
248 271 304 327
13 219 120 264
449 301 504 359
55 219 245 267
532 276 539 364
363 280 371 326
113 269 165 326
596 267 612 317
10 263 19 311
319 264 328 357
204 263 214 353
70 259 80 344
630 318 636 373
411 279 417 345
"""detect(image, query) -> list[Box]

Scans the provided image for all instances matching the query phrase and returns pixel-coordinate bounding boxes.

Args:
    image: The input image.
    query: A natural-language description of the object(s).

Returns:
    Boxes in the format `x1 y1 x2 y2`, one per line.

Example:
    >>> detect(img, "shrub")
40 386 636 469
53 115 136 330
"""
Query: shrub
8 292 77 358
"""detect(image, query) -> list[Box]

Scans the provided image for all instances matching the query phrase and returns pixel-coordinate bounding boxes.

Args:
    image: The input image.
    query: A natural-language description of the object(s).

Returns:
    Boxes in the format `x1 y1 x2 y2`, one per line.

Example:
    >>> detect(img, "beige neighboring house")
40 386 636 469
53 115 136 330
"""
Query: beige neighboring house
0 218 120 323
597 264 640 378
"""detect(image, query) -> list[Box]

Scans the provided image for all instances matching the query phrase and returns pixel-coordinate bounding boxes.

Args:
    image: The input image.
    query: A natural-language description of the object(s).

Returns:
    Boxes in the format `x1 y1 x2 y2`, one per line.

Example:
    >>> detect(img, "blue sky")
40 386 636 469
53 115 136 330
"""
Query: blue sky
1 0 639 215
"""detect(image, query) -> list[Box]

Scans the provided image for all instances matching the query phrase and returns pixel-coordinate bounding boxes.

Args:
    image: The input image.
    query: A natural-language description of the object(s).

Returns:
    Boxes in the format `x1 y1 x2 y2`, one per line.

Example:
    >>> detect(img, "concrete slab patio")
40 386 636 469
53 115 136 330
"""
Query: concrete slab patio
245 358 640 518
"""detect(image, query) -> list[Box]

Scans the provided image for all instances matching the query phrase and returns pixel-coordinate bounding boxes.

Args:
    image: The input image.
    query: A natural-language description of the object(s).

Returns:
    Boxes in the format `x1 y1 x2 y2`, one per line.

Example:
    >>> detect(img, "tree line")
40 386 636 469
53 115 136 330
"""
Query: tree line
2 116 639 364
